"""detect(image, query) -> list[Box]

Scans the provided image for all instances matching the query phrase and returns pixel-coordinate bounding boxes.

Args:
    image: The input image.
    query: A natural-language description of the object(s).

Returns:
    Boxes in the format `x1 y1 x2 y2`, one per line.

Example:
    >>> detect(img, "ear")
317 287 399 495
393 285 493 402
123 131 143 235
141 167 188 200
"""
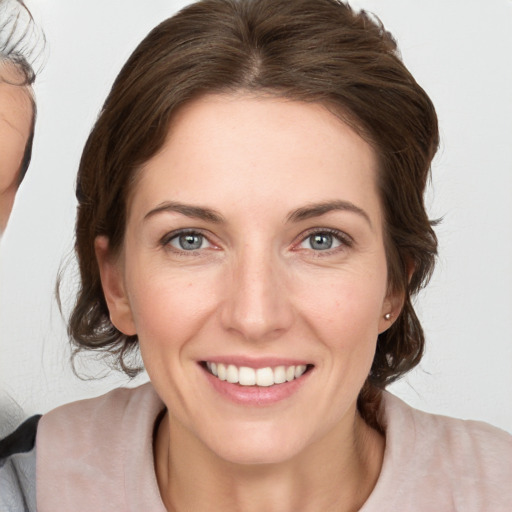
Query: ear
94 236 136 336
378 286 405 334
378 259 414 334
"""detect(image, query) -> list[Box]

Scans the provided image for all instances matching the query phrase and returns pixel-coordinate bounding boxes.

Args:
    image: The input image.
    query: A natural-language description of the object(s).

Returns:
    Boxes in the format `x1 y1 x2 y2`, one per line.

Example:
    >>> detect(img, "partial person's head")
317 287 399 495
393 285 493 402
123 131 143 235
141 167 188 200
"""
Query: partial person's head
0 0 38 233
69 0 438 438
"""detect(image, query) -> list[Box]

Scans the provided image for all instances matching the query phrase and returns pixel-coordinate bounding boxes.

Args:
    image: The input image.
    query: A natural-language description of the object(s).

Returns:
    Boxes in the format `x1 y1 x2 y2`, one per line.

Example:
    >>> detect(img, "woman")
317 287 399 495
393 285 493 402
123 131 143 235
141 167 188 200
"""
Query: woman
2 0 511 510
0 0 38 236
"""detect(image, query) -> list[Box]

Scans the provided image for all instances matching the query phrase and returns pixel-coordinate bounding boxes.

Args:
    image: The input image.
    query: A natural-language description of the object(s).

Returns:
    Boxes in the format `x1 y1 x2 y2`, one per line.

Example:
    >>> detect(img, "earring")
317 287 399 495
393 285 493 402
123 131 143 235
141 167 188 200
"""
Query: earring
384 313 392 321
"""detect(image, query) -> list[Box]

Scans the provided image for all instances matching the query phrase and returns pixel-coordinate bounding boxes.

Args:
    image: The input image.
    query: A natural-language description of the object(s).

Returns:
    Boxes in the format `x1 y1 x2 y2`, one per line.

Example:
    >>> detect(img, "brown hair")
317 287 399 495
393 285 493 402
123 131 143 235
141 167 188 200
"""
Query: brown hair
69 0 438 428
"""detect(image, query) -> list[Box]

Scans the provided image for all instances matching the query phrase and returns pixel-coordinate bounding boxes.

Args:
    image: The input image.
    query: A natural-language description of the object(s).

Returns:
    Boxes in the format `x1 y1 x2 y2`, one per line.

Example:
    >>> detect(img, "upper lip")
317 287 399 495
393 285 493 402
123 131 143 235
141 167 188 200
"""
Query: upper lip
200 356 312 368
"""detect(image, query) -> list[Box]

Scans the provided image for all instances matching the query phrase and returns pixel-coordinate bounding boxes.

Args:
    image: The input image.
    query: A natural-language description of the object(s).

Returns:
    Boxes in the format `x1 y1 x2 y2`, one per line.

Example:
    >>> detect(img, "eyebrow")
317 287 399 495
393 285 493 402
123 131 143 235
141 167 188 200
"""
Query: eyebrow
144 201 226 223
286 200 373 228
143 199 372 228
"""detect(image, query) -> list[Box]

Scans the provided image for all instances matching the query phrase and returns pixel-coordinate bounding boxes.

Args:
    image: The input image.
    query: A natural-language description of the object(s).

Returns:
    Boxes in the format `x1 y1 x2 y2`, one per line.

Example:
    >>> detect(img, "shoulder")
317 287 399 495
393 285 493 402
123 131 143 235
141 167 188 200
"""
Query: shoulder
0 415 40 512
37 381 161 460
36 383 165 511
370 392 512 511
39 385 146 433
383 392 512 473
37 382 161 445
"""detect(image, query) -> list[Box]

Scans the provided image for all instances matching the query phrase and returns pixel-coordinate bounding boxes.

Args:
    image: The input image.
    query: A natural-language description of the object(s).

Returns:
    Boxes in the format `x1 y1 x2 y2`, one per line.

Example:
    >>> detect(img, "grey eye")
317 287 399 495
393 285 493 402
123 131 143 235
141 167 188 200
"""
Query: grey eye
170 233 208 251
300 232 342 251
310 233 333 250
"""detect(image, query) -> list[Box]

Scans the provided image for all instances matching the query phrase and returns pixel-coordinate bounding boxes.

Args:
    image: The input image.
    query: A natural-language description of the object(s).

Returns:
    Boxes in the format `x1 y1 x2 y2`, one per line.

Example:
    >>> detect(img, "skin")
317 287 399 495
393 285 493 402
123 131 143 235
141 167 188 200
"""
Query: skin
0 63 33 233
96 94 403 511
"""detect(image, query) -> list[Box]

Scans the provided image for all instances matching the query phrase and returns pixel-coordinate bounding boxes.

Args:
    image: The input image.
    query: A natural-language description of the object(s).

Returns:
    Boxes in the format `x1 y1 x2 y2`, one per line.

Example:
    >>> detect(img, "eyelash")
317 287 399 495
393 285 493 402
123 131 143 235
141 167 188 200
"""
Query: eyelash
159 229 213 256
294 228 353 255
160 228 353 256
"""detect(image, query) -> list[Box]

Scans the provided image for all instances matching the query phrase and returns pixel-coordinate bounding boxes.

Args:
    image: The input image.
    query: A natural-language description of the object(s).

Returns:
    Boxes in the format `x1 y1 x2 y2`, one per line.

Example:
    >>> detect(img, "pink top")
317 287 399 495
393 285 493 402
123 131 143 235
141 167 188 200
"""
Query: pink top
36 383 512 511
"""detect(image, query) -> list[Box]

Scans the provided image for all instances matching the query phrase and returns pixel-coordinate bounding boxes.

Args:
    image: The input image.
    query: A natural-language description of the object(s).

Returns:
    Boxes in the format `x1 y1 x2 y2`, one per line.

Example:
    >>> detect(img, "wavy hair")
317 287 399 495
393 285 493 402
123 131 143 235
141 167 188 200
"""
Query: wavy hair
67 0 439 428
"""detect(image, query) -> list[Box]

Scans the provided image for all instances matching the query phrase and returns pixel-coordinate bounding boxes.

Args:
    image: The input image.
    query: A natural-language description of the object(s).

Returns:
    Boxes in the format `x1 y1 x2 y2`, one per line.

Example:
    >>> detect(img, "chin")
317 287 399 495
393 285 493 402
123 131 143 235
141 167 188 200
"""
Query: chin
215 444 302 467
201 423 309 466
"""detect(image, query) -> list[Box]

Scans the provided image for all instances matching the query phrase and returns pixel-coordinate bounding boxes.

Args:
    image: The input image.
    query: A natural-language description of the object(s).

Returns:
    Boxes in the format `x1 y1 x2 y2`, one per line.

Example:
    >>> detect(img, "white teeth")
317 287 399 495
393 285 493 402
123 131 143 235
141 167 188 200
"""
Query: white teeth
274 366 286 384
205 362 309 386
295 365 307 378
226 364 238 383
256 367 274 387
217 363 227 381
239 366 256 386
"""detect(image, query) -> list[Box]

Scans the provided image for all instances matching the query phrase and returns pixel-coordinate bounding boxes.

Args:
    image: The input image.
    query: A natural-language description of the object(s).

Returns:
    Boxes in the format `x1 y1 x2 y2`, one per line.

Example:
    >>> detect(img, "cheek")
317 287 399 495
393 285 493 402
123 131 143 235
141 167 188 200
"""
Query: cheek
293 263 387 368
299 267 386 330
0 138 24 190
127 264 219 353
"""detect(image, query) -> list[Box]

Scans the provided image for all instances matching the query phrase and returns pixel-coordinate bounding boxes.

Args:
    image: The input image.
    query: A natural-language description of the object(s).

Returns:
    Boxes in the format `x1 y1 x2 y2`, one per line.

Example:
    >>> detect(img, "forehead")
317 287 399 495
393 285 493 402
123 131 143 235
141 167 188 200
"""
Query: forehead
130 94 381 224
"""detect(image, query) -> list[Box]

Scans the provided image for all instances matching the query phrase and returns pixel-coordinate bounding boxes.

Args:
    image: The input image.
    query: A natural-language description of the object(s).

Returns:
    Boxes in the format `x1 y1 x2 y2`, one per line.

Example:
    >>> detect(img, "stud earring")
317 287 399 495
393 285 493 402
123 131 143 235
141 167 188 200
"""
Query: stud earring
384 313 392 321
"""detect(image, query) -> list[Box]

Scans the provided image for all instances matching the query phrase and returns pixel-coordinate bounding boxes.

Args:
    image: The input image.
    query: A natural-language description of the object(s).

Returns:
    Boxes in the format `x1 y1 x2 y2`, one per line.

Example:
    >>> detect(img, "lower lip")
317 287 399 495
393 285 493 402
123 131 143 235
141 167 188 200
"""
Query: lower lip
201 365 311 406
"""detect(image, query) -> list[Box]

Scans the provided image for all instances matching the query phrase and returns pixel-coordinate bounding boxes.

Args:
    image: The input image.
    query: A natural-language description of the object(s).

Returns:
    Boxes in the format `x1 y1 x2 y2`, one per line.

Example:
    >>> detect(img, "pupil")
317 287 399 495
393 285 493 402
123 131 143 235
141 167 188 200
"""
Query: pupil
311 233 332 250
180 234 202 250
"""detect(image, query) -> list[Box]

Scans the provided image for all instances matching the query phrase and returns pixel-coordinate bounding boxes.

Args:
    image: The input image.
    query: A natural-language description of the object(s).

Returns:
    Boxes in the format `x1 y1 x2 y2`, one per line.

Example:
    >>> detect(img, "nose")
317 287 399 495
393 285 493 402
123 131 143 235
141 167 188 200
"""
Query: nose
219 246 294 342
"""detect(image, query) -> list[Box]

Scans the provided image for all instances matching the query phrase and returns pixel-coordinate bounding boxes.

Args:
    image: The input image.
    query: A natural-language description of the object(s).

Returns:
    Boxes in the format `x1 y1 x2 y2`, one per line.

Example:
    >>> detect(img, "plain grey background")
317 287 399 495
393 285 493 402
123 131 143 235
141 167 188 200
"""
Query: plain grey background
0 0 511 435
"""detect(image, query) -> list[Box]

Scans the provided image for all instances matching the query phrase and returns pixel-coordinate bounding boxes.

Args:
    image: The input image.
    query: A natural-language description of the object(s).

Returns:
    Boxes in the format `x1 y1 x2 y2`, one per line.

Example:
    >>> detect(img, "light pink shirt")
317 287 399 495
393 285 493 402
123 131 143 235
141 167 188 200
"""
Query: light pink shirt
36 383 512 511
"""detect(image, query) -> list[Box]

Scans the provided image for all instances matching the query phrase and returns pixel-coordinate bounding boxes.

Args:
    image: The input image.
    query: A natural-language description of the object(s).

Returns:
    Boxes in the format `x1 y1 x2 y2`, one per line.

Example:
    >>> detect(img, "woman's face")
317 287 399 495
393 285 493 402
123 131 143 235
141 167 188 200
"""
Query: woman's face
0 67 33 231
98 94 399 465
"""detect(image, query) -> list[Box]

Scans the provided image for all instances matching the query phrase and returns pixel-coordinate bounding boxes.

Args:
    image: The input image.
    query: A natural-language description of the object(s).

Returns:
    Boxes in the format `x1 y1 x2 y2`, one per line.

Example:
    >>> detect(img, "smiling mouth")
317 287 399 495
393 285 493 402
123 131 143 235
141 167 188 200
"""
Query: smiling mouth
202 362 313 387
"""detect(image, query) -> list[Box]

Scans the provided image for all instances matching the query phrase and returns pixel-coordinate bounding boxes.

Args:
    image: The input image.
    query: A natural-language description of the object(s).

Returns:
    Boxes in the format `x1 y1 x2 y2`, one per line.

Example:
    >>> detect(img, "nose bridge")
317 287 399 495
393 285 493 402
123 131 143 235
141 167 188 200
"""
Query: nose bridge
220 240 293 341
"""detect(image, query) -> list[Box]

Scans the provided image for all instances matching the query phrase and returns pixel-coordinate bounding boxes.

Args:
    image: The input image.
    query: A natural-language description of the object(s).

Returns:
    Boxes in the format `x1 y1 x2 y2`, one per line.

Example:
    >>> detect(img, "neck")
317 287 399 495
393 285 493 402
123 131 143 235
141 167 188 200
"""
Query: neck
155 407 384 512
